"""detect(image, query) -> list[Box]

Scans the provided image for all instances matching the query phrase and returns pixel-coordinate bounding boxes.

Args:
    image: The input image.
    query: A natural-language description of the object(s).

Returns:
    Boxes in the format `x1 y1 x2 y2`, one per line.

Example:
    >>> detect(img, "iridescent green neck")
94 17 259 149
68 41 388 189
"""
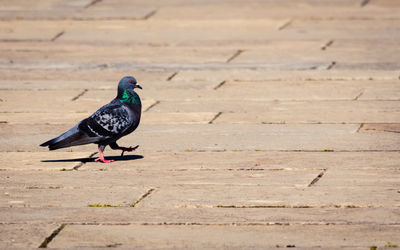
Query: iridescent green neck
119 90 141 105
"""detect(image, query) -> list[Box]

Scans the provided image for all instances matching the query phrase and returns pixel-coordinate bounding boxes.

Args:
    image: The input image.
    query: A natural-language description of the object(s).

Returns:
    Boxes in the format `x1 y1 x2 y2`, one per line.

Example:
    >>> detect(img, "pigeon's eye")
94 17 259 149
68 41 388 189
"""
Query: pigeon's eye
129 80 134 84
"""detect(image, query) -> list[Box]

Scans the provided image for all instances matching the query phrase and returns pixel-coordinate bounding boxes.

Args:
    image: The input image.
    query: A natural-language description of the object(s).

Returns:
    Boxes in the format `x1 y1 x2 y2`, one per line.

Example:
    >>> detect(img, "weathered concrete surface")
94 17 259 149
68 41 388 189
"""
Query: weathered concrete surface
2 123 400 152
0 0 399 249
0 223 59 249
48 224 400 249
1 206 399 226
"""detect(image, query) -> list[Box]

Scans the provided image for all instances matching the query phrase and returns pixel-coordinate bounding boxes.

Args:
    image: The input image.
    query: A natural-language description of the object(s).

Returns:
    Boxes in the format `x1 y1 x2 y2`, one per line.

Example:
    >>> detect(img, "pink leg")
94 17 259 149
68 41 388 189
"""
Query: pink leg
94 146 114 163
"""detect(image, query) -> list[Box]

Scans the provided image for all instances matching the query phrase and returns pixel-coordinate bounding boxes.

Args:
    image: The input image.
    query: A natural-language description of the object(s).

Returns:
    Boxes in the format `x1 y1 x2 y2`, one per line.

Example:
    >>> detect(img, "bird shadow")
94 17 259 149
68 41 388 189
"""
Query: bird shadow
41 154 143 163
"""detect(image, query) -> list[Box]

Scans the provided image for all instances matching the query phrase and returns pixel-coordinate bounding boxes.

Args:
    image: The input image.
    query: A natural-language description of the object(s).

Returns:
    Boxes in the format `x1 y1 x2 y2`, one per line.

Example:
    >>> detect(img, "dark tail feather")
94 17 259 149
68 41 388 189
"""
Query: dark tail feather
40 125 97 150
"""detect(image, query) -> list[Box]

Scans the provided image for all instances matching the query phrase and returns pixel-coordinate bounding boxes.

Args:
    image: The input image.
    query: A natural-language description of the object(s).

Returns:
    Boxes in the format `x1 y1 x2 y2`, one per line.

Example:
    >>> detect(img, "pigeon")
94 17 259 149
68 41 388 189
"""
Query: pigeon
40 76 142 163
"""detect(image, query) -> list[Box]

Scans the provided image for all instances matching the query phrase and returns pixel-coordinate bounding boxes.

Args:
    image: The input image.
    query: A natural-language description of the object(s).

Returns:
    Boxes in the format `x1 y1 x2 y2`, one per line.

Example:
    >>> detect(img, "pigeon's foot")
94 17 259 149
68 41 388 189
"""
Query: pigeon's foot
120 145 139 157
94 157 114 163
96 145 114 163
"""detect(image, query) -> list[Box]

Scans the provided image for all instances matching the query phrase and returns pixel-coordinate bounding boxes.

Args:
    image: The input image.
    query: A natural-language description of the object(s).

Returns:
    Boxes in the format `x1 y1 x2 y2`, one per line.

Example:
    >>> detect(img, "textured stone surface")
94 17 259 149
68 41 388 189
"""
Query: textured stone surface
50 224 400 249
2 123 400 152
0 223 59 249
1 0 399 248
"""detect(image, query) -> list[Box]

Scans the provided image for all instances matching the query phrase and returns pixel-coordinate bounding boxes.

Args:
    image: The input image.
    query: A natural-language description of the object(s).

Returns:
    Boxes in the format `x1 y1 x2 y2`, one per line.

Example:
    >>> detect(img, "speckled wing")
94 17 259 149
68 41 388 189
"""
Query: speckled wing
79 103 133 140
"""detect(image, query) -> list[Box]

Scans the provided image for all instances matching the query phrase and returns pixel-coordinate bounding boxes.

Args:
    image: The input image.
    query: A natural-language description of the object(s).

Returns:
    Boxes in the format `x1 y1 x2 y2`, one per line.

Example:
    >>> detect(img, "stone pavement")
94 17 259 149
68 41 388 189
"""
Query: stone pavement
0 0 400 249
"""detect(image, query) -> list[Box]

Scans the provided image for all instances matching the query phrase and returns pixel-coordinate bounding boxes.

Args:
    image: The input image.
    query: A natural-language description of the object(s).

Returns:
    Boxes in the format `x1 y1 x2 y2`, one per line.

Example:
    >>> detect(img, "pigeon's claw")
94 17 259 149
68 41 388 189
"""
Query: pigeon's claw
120 145 139 157
94 157 114 163
96 146 114 163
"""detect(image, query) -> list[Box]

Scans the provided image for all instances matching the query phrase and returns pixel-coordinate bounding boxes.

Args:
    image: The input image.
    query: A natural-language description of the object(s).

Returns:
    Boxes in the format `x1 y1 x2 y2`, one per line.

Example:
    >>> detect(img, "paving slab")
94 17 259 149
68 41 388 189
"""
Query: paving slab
360 123 400 134
174 69 400 82
127 124 400 152
0 0 60 11
234 39 400 70
0 71 173 89
0 171 320 208
1 60 336 72
1 79 398 101
1 206 399 226
1 185 148 208
30 19 399 44
0 89 83 112
141 185 399 209
83 151 400 171
6 83 392 114
57 19 287 45
220 80 400 101
1 152 398 209
0 0 154 20
0 80 121 90
284 19 400 40
8 39 399 66
323 39 400 64
0 42 236 64
49 224 400 249
151 100 400 123
2 151 400 171
0 89 155 113
361 86 400 100
0 112 89 125
0 112 217 125
231 41 324 64
0 223 59 249
2 151 93 170
0 20 61 41
153 0 400 20
143 82 362 101
0 168 319 190
0 69 398 82
2 123 400 152
1 19 292 46
317 168 399 187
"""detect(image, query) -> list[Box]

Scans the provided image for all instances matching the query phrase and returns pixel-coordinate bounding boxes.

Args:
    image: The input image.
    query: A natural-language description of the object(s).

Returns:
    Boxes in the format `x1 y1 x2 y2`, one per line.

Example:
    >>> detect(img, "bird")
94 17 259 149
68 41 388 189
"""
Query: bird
40 76 142 163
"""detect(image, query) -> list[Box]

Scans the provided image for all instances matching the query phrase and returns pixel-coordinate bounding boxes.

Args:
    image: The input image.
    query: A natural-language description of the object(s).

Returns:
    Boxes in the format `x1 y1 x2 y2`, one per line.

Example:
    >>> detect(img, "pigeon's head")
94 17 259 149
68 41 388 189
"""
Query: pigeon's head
118 76 142 91
117 76 142 104
117 76 142 96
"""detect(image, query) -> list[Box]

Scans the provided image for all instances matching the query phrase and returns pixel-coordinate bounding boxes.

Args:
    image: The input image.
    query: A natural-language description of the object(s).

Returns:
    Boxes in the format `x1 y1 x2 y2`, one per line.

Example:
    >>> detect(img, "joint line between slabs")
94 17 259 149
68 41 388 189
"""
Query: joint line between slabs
144 100 160 112
51 31 65 42
38 223 66 248
226 49 244 63
72 152 98 170
62 221 399 226
130 188 155 207
326 61 336 70
356 123 364 133
85 0 102 8
321 40 334 50
277 149 400 153
213 204 381 209
98 63 108 70
360 0 370 7
0 39 45 42
308 169 327 187
353 90 364 100
208 112 223 124
214 80 226 90
278 19 293 30
143 10 157 20
167 71 178 81
62 152 97 171
384 130 400 134
71 89 88 101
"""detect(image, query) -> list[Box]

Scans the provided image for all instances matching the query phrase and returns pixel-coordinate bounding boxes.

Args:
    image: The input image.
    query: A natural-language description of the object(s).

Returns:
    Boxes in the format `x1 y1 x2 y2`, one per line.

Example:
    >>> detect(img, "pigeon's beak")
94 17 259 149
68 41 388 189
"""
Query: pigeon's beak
135 84 142 89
